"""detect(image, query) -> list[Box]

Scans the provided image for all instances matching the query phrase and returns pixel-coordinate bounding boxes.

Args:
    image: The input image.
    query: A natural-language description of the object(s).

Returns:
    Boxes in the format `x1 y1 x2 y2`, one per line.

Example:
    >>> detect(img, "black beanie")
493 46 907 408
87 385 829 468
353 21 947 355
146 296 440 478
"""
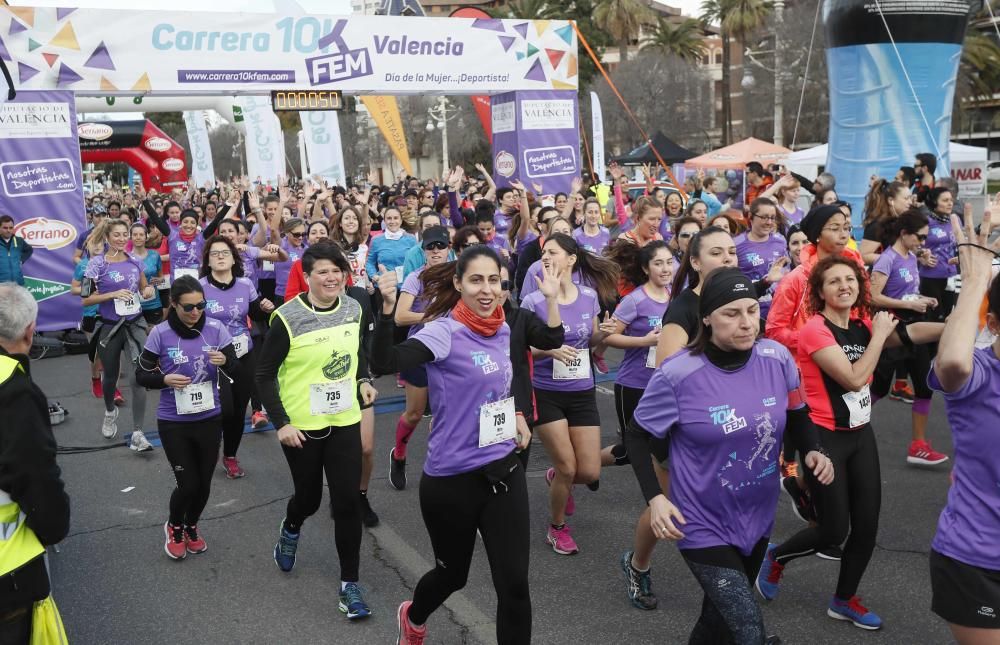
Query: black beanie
800 204 844 244
699 267 755 319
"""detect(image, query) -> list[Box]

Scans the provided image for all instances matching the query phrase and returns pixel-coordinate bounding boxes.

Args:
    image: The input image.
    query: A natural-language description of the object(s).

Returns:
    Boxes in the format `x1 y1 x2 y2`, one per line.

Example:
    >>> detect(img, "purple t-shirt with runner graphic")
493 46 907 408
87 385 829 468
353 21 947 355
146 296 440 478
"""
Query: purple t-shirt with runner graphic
614 286 668 389
872 246 920 300
631 340 801 555
920 215 957 280
522 285 600 392
413 316 514 477
168 230 204 277
572 226 611 255
200 277 258 353
144 317 232 422
734 232 788 318
240 245 261 288
928 348 1000 570
275 238 306 297
84 254 145 322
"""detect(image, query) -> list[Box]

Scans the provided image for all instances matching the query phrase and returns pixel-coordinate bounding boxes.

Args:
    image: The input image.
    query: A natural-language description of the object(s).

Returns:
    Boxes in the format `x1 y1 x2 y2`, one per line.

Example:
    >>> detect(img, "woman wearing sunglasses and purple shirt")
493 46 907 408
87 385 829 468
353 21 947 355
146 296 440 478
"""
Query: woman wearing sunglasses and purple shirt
136 276 238 561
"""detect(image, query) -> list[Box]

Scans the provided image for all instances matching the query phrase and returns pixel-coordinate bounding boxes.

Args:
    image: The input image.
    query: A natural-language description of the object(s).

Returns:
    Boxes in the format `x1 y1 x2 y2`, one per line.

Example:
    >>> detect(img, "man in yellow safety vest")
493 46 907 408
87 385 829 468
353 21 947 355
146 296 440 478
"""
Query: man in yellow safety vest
0 283 70 642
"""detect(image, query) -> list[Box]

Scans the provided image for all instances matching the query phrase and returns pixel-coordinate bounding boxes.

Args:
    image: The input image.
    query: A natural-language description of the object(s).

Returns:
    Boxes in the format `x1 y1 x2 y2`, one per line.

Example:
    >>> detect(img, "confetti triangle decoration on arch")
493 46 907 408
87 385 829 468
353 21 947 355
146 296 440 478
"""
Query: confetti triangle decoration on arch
84 41 115 70
7 7 35 27
498 35 515 52
17 61 38 83
56 8 76 21
42 52 58 68
131 72 151 91
526 43 538 58
546 48 565 69
56 62 82 87
471 18 505 33
565 53 578 78
49 21 79 50
533 20 550 36
0 34 9 61
27 38 41 52
99 75 118 91
513 22 528 39
555 24 574 45
9 19 27 35
551 79 575 90
516 51 525 61
524 58 546 82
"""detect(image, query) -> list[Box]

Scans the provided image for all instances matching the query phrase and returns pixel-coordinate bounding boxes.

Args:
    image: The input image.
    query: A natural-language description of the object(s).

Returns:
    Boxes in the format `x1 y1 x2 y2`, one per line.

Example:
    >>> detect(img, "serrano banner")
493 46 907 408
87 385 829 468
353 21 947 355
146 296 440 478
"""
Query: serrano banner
360 96 413 177
491 90 580 195
300 110 346 187
0 90 86 331
183 111 216 186
0 7 579 95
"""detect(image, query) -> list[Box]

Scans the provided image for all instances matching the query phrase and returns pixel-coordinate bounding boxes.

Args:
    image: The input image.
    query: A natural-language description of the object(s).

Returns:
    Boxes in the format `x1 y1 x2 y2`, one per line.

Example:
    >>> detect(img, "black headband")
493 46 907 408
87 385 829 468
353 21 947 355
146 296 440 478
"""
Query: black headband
699 268 755 319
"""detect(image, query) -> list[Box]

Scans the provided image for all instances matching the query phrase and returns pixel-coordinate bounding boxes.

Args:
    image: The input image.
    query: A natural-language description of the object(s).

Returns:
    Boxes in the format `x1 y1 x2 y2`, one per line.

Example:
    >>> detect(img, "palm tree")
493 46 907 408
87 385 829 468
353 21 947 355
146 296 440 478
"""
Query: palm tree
495 0 558 19
959 30 1000 100
593 0 655 65
701 0 771 145
641 17 708 64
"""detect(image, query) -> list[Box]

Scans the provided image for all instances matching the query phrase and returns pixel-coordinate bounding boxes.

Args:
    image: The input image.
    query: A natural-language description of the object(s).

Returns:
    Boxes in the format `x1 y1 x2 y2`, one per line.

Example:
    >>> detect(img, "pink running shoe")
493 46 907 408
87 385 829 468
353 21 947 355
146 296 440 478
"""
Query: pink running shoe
546 524 579 555
222 456 245 479
545 467 575 516
907 440 949 466
396 601 427 645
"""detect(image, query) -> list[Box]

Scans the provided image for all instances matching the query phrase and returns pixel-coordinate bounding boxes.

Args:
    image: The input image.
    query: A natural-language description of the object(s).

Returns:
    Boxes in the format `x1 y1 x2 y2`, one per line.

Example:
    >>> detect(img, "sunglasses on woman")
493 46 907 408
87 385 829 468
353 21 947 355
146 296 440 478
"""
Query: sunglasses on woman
178 301 207 312
915 233 928 242
424 242 448 251
288 232 304 239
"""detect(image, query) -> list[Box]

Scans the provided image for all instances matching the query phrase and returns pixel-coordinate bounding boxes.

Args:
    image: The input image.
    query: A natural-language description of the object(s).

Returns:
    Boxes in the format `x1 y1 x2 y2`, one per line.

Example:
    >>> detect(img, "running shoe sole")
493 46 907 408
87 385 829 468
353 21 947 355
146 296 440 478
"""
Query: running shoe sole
888 391 914 404
339 601 371 620
907 455 949 466
545 533 579 555
388 448 407 491
827 608 882 630
815 549 842 561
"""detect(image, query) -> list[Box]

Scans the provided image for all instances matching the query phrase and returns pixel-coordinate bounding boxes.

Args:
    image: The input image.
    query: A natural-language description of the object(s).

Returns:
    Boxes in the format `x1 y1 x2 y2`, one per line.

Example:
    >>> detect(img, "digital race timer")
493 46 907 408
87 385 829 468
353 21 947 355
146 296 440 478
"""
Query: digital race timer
270 90 343 111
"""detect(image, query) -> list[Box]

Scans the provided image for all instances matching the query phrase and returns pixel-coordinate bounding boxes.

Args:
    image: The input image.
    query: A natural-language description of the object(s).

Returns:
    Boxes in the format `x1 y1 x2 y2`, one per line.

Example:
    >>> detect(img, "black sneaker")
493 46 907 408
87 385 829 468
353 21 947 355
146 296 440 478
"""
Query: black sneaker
360 492 379 527
620 550 658 610
816 545 843 561
389 448 407 491
781 476 816 523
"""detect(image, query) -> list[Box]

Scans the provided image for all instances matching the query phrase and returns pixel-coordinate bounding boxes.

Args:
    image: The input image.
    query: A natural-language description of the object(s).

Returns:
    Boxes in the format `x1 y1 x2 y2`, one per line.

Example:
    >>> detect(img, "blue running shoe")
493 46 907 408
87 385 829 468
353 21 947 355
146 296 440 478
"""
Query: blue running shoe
755 543 784 601
273 521 299 572
339 582 372 620
619 550 657 610
827 595 883 630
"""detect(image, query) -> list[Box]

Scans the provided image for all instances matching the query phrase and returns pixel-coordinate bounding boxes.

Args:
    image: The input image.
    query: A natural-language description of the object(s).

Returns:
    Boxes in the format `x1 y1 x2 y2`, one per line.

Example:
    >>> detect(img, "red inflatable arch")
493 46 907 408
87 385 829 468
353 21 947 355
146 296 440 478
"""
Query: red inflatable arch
78 119 188 192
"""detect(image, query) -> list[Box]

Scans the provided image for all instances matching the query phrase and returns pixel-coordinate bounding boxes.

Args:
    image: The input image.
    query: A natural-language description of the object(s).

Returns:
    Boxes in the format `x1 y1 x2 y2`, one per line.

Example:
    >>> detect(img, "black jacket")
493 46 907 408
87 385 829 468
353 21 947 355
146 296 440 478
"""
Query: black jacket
0 347 70 611
503 303 564 424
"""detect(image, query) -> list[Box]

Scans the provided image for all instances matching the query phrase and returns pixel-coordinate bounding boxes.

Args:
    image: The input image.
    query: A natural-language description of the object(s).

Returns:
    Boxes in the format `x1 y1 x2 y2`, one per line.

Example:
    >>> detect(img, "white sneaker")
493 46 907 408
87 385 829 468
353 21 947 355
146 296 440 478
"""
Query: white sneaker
101 408 119 439
129 429 153 452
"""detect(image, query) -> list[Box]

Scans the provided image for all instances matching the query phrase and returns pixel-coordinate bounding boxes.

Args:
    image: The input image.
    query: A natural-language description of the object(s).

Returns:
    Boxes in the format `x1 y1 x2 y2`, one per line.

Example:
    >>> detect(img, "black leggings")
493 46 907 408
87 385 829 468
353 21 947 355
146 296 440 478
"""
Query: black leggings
681 538 770 645
97 321 147 430
281 423 362 582
159 418 223 526
409 462 531 645
872 343 933 403
219 348 256 457
772 425 881 599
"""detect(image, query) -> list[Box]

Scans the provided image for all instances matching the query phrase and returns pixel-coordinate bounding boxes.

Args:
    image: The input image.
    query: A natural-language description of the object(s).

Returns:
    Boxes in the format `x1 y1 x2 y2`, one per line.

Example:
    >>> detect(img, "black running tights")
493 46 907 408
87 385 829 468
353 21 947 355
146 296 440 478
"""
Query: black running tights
219 349 256 457
409 464 531 645
772 425 881 599
158 418 222 526
281 423 362 582
681 538 770 645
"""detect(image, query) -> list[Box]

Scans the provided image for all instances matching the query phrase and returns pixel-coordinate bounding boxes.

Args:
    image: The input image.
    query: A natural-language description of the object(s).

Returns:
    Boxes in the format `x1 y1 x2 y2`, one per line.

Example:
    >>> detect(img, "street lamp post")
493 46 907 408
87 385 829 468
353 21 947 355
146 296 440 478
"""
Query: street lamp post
426 96 459 174
773 0 785 147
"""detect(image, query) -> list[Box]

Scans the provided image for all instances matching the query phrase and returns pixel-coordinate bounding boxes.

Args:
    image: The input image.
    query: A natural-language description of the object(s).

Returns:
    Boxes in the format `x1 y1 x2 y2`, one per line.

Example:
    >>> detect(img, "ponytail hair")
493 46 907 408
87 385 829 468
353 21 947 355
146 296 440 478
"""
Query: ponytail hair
421 246 503 321
863 179 908 227
606 238 670 289
878 208 928 248
543 233 619 305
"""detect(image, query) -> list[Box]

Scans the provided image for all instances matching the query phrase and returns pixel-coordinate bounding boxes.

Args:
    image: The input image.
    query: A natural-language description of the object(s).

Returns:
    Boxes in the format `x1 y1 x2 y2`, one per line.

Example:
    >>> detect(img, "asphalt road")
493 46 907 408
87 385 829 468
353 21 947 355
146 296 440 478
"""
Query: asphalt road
36 348 956 645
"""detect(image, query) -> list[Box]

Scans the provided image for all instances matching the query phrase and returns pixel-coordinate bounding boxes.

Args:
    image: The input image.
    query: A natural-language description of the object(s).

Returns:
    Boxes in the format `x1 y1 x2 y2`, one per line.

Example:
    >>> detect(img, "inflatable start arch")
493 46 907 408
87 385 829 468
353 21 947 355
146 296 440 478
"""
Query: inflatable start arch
78 119 188 191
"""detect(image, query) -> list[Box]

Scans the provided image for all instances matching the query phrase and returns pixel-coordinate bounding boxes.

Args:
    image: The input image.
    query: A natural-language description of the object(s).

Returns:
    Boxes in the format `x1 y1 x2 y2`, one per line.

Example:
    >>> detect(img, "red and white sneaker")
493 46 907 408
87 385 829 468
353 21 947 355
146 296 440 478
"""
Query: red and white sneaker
396 601 427 645
91 377 103 398
164 522 187 560
222 456 245 479
113 389 125 407
907 440 949 466
251 411 269 429
183 525 207 554
546 524 579 555
593 353 609 375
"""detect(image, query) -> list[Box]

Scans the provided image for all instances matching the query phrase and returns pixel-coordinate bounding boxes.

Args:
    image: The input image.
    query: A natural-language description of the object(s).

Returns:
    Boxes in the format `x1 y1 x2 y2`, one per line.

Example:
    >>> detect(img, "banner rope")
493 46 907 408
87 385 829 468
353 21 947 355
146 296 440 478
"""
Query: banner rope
579 110 596 179
790 0 821 149
573 23 688 198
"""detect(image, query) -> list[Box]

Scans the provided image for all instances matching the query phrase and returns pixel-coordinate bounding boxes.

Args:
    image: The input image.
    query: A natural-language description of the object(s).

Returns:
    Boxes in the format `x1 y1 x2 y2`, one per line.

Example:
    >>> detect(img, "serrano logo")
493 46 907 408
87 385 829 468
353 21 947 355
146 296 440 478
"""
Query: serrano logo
161 158 184 172
77 123 113 141
13 217 77 250
144 137 171 152
495 151 516 178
